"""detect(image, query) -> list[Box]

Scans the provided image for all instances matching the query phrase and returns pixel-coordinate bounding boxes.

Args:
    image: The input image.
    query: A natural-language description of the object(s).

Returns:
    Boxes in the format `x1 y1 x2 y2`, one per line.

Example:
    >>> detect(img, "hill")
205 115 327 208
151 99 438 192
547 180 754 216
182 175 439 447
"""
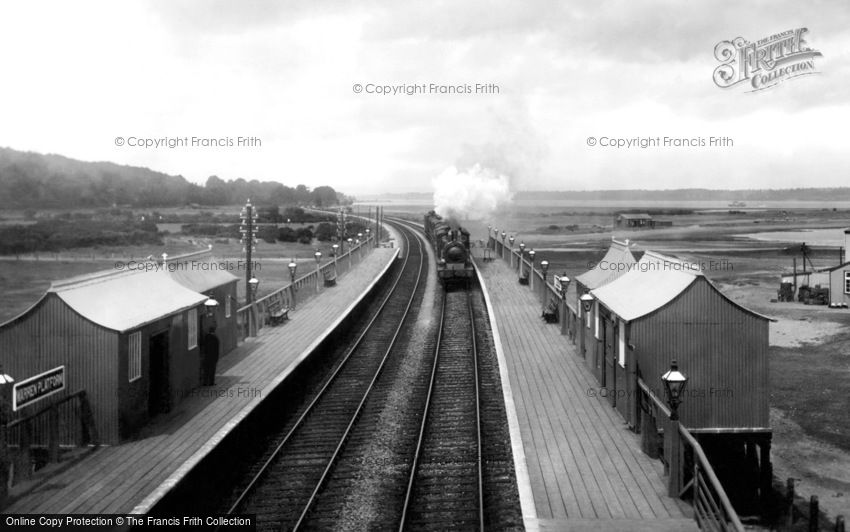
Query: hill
0 147 342 208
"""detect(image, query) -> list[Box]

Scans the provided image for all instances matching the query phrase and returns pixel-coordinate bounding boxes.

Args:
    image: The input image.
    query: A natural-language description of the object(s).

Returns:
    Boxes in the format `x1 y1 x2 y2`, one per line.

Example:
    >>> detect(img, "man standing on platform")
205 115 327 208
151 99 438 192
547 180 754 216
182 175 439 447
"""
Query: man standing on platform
202 327 220 386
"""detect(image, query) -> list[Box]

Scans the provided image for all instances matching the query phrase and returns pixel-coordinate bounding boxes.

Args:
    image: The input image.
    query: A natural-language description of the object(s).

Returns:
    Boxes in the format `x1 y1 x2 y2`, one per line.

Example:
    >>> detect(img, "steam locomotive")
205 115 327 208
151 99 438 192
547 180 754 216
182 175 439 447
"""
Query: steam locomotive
423 210 474 287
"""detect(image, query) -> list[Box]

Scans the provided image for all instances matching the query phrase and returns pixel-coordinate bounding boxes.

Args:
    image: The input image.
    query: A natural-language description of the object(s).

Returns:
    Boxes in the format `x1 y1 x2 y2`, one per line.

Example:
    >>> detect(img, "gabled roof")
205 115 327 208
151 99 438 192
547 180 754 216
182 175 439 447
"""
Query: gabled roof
575 238 637 290
618 213 653 220
168 259 239 293
49 268 207 333
591 251 773 322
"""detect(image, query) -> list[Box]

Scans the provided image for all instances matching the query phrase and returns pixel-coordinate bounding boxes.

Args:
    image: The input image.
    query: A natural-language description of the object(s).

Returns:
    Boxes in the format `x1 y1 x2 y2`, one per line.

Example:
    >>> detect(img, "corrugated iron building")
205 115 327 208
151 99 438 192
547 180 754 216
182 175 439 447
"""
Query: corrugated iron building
0 267 215 445
587 250 773 508
590 251 772 430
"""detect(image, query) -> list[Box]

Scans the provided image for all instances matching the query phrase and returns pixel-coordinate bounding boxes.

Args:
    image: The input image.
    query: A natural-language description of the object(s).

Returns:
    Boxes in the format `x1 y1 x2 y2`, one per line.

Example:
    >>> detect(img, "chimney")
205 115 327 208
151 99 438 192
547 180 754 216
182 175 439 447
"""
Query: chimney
845 228 850 264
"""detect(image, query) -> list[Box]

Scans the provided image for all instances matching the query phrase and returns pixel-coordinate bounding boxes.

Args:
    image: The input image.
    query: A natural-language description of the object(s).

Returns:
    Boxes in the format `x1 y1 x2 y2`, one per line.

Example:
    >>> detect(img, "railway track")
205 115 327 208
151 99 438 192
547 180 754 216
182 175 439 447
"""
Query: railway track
221 223 426 531
400 288 483 531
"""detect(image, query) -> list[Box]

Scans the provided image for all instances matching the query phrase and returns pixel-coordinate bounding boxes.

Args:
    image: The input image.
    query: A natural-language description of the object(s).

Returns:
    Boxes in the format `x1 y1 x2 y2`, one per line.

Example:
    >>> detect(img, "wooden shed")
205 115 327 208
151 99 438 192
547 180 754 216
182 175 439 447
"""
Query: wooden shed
0 268 211 445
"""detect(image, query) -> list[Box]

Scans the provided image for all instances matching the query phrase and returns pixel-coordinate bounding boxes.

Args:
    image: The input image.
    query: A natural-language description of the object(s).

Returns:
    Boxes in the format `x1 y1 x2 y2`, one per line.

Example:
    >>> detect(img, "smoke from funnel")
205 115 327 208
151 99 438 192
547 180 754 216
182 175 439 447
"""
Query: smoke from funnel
432 164 513 223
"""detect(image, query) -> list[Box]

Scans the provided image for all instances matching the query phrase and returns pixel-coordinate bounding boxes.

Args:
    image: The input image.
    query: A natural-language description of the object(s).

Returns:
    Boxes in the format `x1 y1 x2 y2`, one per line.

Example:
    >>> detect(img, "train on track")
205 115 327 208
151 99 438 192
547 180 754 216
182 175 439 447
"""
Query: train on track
423 210 474 287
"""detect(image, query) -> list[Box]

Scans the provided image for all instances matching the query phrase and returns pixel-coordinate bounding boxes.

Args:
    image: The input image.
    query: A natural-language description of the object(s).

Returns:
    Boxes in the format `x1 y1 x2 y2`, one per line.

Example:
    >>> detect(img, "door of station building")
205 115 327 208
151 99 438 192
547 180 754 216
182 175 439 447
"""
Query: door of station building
148 331 171 416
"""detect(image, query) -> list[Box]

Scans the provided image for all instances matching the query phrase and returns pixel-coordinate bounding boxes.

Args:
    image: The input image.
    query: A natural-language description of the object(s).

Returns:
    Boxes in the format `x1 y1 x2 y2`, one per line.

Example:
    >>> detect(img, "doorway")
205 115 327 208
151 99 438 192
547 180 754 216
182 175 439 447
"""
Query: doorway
148 331 171 416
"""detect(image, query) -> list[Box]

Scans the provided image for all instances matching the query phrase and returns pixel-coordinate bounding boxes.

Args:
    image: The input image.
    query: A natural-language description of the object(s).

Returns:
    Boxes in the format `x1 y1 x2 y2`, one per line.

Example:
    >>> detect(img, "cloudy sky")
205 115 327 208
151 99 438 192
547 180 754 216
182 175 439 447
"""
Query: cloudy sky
0 1 847 195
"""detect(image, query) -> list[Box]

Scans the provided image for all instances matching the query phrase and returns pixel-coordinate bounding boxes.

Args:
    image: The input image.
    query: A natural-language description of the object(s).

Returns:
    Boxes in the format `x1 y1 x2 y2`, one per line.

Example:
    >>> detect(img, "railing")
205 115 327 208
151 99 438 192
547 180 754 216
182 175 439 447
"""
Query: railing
637 378 744 532
4 390 98 485
235 236 374 342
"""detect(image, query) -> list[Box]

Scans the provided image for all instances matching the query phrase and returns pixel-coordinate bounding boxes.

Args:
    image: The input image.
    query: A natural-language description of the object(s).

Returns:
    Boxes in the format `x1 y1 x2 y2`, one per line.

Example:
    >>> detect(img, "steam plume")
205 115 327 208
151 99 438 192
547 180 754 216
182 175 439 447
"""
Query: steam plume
432 164 513 223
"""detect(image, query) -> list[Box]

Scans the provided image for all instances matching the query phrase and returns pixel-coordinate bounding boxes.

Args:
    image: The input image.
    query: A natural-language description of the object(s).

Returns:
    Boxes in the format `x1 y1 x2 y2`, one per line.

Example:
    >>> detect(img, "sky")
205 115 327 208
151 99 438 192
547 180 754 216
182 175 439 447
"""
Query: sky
0 0 847 196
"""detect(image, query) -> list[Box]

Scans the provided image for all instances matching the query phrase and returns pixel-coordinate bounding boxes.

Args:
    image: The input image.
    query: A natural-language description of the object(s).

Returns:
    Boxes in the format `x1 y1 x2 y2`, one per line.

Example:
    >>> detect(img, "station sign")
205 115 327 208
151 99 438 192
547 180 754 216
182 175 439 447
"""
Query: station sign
13 366 65 411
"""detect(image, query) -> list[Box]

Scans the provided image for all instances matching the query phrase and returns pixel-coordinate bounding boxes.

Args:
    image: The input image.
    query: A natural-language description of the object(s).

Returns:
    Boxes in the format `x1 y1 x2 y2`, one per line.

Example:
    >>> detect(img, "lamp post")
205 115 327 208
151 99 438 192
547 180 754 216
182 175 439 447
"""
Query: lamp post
519 242 526 276
580 293 594 358
332 244 339 279
247 277 259 336
501 231 507 259
0 366 13 505
347 237 354 269
357 233 363 260
508 235 515 268
487 224 492 239
288 260 297 309
528 249 536 290
240 199 259 306
540 259 550 303
558 275 571 336
314 250 322 293
365 228 371 248
661 360 688 497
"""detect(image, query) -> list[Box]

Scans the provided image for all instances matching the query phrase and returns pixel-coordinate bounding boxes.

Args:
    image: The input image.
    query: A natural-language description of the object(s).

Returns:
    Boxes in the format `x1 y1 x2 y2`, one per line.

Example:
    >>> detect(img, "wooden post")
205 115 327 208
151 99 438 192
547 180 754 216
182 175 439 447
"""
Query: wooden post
787 478 796 527
759 436 773 509
18 423 32 481
835 515 845 532
668 419 682 497
79 391 98 445
809 496 818 532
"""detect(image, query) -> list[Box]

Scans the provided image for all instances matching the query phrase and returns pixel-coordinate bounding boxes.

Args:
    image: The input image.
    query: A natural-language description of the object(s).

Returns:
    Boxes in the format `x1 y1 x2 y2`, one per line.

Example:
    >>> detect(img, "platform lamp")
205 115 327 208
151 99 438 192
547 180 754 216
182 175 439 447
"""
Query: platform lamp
518 242 526 277
487 224 492 239
365 228 371 248
357 232 363 260
528 249 536 290
0 366 13 504
288 260 298 309
314 250 323 293
347 238 354 269
540 259 550 298
661 360 688 497
331 243 339 279
558 275 571 335
501 231 507 259
508 235 515 268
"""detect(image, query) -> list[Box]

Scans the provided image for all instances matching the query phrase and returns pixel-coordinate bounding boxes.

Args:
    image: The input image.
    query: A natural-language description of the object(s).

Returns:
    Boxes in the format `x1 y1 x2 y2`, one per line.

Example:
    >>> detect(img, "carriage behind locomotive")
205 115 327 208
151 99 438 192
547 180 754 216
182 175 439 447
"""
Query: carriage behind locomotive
423 211 475 288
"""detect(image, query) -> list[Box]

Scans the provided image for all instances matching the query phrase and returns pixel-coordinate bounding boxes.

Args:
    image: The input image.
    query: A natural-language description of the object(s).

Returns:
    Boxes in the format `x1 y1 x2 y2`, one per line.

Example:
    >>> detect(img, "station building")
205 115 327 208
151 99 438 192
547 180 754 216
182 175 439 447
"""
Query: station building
0 255 238 446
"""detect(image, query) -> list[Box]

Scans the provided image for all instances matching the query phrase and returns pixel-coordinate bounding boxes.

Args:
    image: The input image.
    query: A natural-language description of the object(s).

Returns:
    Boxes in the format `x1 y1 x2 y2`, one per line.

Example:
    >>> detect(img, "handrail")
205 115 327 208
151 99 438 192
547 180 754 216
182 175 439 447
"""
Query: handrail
637 377 743 532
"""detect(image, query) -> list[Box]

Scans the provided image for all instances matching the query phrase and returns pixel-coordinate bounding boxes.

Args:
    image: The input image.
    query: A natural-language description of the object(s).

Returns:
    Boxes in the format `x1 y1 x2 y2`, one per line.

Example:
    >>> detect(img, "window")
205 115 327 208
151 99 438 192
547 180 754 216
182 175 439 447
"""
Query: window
618 321 626 367
188 308 198 349
128 332 141 382
225 295 232 318
845 271 850 294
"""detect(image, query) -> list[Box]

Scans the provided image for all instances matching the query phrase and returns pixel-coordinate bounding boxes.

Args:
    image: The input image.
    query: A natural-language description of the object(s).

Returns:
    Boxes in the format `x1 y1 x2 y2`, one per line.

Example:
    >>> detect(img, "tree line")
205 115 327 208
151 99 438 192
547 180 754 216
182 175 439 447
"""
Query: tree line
0 147 348 208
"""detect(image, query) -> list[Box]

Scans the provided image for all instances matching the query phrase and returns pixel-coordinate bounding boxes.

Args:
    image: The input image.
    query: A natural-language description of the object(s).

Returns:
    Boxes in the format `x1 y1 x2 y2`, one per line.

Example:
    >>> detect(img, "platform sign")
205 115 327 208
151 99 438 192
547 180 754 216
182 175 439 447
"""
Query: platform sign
13 366 65 411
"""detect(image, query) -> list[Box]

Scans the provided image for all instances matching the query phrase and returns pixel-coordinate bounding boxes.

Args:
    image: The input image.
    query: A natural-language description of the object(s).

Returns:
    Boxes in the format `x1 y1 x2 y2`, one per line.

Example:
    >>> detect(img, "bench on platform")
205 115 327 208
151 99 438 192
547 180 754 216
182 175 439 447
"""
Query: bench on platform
518 272 529 285
267 299 290 325
324 271 337 287
542 297 559 323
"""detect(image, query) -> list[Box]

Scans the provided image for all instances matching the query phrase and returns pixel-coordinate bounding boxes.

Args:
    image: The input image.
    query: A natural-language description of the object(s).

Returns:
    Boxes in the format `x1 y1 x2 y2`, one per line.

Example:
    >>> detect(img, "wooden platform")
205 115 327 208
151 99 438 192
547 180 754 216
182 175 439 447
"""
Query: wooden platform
4 247 398 515
475 255 698 531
